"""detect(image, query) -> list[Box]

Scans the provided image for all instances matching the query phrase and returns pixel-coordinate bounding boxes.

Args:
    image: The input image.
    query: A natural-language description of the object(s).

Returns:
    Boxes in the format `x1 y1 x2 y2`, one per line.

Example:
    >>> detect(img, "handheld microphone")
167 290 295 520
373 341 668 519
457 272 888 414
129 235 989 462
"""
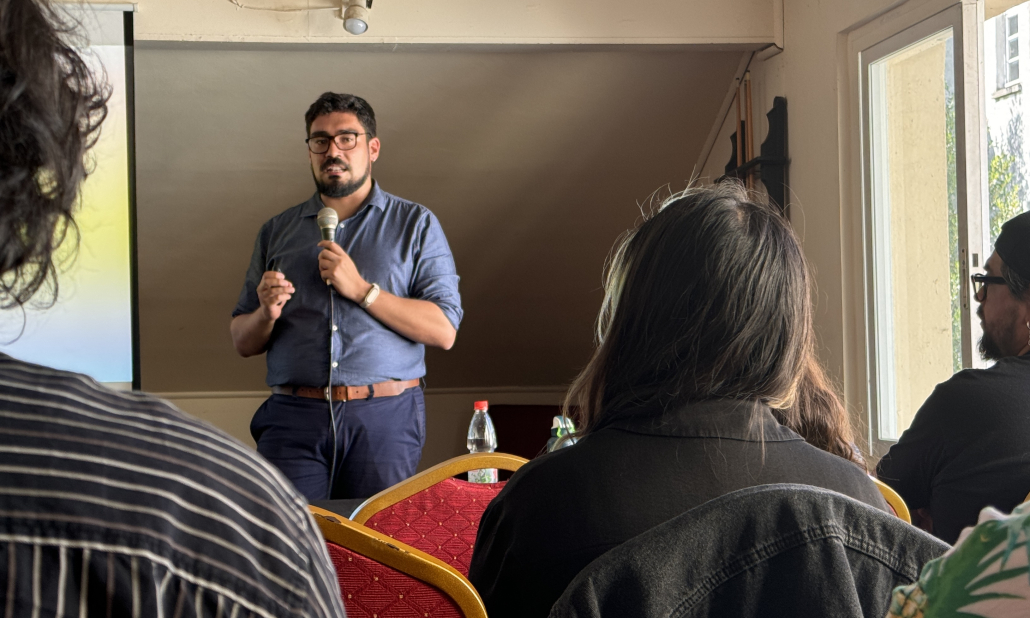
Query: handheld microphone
317 206 342 497
316 208 339 242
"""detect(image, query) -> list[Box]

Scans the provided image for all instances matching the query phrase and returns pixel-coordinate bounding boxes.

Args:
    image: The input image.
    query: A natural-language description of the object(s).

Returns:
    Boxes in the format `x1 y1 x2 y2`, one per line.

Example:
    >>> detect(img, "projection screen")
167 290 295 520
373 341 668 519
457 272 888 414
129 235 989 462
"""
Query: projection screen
0 5 138 390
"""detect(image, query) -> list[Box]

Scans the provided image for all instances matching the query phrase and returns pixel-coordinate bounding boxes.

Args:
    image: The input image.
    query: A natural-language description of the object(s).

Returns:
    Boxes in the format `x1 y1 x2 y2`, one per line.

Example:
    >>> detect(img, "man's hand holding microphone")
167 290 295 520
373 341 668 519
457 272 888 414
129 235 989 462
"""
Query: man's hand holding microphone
316 206 375 304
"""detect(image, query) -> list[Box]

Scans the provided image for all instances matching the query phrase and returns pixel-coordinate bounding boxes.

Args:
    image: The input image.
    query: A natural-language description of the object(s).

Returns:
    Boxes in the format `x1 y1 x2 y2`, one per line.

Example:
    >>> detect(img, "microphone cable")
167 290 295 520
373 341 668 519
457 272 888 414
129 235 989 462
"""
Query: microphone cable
318 203 341 501
326 279 339 501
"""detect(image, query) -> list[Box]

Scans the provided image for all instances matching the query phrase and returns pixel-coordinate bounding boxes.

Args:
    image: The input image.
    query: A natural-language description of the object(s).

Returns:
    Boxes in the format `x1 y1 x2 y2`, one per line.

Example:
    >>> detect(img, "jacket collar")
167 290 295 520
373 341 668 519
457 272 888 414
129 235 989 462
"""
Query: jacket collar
600 399 803 443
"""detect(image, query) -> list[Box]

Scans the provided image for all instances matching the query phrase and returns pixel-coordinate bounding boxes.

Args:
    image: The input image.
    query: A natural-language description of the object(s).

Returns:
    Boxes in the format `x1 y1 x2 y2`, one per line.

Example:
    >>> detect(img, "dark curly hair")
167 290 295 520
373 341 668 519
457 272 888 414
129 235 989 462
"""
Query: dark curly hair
0 0 109 309
304 92 376 138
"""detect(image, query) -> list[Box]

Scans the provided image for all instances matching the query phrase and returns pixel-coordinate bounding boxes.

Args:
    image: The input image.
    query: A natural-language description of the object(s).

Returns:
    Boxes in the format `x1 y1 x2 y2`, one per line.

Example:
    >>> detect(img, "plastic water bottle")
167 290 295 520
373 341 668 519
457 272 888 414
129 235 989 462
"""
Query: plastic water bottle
546 415 579 452
467 400 498 483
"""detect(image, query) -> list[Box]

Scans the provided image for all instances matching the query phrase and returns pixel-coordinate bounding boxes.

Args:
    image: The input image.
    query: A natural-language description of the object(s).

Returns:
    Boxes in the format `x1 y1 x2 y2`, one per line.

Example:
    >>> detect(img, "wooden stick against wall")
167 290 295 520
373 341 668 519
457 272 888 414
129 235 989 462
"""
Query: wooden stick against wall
744 72 754 191
735 83 743 171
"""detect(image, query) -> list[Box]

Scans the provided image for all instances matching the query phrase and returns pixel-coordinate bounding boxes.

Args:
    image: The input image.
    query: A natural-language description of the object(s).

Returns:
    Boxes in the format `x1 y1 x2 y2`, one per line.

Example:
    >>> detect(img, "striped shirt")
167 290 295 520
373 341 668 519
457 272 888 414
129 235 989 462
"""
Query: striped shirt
0 354 346 617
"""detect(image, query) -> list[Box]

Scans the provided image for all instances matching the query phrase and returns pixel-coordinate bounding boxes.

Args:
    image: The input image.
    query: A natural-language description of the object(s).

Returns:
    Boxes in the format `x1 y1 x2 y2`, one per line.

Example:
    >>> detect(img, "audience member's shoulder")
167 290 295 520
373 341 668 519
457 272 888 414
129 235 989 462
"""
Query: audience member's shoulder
779 437 885 508
377 186 437 220
987 352 1030 376
0 353 205 426
927 354 1030 401
495 439 592 504
0 355 299 504
264 199 314 228
787 436 866 477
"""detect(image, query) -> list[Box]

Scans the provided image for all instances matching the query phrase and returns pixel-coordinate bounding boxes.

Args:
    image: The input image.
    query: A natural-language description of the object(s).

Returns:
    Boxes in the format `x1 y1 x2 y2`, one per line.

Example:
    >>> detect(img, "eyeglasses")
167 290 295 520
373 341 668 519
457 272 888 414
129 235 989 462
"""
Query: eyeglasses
305 132 367 154
971 273 1007 299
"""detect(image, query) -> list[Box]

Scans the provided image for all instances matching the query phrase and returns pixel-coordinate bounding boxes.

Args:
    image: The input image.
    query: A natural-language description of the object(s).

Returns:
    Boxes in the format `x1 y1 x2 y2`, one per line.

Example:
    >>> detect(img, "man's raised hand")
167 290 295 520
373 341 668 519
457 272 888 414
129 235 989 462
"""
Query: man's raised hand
257 271 295 321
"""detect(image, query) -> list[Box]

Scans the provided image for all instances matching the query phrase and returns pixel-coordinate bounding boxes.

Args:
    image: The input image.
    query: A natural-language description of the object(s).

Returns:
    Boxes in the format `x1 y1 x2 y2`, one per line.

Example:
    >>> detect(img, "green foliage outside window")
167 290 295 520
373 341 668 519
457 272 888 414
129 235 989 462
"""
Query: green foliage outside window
946 85 960 373
989 150 1023 243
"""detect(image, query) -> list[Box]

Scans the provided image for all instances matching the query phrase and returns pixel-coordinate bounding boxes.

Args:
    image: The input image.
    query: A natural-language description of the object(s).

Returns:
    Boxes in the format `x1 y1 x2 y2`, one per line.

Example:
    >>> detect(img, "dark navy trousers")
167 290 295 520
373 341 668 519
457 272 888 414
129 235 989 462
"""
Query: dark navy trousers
251 387 425 501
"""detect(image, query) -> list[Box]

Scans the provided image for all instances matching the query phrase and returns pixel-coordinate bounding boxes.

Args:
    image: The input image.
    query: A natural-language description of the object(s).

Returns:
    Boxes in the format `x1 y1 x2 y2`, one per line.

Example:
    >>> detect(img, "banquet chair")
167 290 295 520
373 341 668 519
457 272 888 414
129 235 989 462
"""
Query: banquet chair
871 476 911 523
350 452 528 576
310 506 487 618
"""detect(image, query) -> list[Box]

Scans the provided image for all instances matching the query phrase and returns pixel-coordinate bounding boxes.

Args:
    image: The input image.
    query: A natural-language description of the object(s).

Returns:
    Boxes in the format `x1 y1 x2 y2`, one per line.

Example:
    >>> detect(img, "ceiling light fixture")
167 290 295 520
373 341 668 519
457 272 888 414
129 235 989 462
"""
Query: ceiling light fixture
342 0 372 35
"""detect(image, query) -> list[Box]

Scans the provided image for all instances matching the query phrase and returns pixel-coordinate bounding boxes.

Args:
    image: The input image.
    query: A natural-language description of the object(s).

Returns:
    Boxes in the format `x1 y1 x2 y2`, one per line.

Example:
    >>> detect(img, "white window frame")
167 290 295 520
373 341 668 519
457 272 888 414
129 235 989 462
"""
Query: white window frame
1006 13 1020 84
841 0 987 460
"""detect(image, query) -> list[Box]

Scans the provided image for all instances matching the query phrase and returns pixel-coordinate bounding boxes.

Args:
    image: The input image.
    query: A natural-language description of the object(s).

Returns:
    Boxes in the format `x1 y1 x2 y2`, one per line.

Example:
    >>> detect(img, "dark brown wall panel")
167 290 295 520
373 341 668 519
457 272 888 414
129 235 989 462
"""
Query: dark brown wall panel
134 44 741 391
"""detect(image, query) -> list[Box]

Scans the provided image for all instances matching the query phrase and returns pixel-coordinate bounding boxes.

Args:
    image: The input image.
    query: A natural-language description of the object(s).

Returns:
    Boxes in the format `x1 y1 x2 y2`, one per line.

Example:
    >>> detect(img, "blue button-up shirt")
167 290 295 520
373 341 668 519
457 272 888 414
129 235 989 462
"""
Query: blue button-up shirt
233 183 462 387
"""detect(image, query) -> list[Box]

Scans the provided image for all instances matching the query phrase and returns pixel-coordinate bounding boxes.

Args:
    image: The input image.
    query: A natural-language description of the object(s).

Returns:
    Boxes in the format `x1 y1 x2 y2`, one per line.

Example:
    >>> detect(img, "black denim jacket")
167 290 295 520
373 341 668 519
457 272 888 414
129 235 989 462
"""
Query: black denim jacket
468 399 890 618
550 484 949 618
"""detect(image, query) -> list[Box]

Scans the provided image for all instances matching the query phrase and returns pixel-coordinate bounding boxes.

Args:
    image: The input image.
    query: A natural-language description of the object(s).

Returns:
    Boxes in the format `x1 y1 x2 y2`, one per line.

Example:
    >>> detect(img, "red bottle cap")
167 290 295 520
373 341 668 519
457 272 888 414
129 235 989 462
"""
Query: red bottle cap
474 400 489 410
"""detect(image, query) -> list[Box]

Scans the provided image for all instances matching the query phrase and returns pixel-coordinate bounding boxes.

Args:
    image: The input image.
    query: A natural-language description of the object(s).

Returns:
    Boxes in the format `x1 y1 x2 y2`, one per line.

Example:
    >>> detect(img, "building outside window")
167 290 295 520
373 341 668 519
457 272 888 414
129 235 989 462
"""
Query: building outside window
986 5 1029 252
1004 13 1020 86
859 2 1030 456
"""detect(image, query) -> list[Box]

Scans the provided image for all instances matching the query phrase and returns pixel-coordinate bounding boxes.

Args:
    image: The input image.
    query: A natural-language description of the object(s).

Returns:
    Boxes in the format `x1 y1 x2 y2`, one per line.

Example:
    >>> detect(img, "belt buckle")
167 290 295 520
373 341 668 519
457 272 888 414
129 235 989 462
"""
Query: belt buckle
324 386 331 402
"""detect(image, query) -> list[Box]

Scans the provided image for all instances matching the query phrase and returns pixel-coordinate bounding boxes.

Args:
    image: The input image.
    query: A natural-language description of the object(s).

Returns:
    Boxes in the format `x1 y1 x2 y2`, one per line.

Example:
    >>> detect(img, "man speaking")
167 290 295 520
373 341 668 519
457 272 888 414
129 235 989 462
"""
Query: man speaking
231 93 463 501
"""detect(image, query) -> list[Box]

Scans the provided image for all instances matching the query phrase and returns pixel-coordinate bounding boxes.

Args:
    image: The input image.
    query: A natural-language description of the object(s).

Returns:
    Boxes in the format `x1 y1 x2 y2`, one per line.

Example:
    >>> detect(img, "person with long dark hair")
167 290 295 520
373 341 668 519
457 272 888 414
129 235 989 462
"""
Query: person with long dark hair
467 182 888 618
776 354 868 470
0 1 344 614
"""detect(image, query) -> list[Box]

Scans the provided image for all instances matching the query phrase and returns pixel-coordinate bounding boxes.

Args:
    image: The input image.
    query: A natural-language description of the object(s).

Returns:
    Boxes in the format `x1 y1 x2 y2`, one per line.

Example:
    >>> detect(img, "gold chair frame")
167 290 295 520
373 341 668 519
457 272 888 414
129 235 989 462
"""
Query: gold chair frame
310 506 488 618
871 477 911 524
350 452 528 524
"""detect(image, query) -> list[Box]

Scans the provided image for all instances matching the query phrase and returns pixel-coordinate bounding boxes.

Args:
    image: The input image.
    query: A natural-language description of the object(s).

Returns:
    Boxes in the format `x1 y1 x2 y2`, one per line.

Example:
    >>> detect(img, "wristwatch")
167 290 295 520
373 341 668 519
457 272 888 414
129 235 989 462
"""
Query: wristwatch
360 283 380 309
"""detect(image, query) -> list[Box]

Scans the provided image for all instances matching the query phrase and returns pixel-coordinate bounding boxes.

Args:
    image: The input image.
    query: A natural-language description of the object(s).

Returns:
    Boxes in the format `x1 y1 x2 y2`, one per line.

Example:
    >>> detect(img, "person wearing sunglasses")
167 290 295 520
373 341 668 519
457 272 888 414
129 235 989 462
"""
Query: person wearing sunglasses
230 93 462 501
877 211 1030 544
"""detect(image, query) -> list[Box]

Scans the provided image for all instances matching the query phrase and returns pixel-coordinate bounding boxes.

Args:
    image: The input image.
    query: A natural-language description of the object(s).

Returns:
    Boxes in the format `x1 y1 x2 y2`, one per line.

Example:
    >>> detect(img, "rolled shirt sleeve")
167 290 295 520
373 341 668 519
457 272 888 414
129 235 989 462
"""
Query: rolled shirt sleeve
233 221 272 318
410 211 463 330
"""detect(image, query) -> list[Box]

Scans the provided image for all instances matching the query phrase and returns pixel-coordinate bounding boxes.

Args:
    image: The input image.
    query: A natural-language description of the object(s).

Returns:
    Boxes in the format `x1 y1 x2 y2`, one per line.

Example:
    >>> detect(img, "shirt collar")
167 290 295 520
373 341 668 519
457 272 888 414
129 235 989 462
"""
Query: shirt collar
600 399 803 443
300 179 386 218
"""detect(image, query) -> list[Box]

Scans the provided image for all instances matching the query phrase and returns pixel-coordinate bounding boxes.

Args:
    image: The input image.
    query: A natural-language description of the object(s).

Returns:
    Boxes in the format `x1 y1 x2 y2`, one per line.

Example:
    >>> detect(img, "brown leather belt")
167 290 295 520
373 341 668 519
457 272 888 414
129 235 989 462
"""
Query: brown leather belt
272 379 420 402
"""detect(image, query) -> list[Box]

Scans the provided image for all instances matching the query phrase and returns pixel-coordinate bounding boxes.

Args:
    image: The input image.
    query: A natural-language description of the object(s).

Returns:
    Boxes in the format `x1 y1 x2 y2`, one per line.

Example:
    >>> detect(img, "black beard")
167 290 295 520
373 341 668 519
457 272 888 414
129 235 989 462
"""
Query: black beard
312 162 370 199
979 331 1005 361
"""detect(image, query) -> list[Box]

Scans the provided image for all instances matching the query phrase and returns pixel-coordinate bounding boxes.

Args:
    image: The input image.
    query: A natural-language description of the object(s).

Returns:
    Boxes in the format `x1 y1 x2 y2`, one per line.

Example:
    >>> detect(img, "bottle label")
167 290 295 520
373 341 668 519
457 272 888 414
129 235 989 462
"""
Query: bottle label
468 468 498 483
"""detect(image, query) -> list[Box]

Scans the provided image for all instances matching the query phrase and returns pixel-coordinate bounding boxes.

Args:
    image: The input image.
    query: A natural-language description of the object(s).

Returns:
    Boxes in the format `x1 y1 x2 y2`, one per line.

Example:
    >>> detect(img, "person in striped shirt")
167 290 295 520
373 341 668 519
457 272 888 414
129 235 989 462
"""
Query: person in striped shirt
0 1 346 615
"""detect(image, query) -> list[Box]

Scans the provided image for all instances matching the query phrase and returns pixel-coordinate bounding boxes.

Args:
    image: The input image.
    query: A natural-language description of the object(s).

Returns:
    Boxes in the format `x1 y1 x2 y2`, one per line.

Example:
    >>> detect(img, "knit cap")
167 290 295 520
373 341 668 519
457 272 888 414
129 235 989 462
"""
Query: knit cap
996 210 1030 280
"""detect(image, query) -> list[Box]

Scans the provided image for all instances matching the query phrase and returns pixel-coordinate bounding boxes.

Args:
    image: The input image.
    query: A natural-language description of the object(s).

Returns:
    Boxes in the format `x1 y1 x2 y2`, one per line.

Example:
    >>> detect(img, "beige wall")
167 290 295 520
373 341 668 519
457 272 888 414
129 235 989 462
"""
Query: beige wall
109 0 768 460
125 0 778 45
884 38 955 432
135 45 743 394
698 0 970 457
88 0 964 460
761 0 894 390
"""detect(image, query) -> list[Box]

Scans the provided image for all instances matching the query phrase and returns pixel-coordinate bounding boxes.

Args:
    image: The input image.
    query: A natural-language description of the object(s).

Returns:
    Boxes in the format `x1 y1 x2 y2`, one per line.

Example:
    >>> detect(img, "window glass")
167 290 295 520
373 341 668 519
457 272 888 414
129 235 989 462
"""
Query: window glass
987 6 1030 249
868 29 959 441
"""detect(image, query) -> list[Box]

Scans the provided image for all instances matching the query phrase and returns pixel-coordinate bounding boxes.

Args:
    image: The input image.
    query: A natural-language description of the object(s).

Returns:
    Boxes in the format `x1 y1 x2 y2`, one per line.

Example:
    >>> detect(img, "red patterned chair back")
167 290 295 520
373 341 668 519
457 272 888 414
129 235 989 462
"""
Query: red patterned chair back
350 453 528 576
325 541 463 617
362 477 504 576
310 507 487 618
